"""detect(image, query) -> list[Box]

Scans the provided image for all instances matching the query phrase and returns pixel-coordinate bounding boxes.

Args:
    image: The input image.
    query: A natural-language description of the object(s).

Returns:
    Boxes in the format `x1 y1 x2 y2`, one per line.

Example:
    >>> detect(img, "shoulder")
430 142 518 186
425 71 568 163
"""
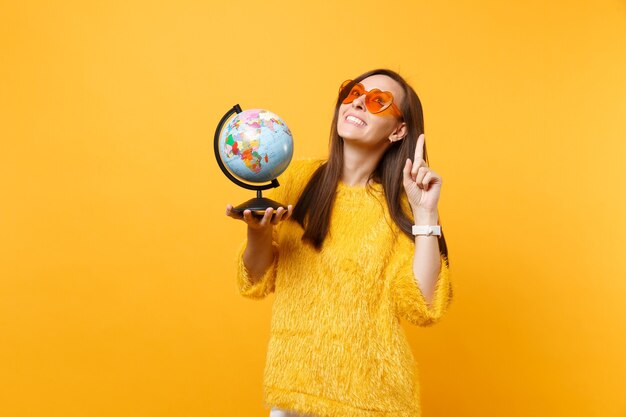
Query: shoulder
278 158 324 190
270 158 325 205
282 158 324 181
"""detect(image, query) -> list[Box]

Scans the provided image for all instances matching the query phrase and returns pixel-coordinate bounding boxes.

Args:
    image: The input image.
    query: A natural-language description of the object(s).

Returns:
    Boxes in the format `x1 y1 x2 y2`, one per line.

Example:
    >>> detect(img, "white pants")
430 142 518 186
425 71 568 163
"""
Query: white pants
269 406 317 417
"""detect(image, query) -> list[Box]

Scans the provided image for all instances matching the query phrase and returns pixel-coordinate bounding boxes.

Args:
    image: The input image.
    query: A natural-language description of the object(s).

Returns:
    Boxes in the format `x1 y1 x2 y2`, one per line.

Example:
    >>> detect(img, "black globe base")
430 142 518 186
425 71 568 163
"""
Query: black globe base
233 197 286 218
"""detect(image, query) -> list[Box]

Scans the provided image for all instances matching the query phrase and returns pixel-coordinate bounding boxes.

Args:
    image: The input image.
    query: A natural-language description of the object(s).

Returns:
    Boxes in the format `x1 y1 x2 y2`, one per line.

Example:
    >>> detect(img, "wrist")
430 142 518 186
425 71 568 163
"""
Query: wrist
247 225 273 240
412 209 439 225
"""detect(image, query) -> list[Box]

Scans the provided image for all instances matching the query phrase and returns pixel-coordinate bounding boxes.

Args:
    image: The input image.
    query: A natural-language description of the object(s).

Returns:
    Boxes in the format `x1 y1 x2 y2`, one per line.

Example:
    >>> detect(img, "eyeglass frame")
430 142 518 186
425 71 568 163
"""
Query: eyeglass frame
339 79 403 118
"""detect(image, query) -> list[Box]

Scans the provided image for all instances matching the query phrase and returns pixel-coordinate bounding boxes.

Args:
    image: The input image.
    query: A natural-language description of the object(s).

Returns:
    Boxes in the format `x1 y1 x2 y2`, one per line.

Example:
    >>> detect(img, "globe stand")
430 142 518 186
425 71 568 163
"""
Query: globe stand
233 191 283 216
215 104 286 219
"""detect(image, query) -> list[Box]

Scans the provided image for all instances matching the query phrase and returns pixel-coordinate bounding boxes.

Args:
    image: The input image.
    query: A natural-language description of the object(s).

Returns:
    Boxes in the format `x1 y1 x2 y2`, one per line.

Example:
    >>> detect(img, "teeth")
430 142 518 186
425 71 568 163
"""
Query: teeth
346 115 366 126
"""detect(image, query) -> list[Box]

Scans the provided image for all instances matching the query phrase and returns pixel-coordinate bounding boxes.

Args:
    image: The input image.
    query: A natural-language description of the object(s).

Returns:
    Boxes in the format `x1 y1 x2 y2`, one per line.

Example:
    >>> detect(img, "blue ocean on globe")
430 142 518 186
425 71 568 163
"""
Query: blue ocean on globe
218 109 294 183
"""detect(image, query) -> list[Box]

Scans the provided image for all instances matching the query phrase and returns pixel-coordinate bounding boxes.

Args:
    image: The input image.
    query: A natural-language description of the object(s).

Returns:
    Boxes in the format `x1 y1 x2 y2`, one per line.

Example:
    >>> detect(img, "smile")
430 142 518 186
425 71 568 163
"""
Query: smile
346 115 367 127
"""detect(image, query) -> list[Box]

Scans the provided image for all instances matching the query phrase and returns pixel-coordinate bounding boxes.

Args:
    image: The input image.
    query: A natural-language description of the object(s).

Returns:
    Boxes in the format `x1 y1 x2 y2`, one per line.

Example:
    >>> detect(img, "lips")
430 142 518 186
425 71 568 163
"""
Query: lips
345 114 367 127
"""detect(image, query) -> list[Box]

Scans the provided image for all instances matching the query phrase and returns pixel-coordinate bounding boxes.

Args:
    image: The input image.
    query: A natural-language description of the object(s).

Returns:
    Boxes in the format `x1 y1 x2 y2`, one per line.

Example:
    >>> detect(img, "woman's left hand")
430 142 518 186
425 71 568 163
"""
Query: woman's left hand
402 134 442 213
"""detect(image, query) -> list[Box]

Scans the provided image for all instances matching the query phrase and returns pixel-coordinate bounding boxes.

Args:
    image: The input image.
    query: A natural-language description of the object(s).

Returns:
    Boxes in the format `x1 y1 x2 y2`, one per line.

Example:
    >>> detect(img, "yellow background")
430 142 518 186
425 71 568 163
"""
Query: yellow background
1 0 625 416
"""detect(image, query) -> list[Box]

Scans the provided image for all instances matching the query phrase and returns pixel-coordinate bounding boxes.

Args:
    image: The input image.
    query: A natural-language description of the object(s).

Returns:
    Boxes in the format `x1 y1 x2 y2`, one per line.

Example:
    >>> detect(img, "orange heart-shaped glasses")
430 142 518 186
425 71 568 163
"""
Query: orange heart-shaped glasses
339 79 402 117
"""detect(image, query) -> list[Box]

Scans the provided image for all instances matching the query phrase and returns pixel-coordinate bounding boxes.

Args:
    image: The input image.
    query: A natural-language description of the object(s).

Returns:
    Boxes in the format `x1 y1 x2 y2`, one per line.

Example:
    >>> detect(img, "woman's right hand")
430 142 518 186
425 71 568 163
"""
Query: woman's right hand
225 204 294 232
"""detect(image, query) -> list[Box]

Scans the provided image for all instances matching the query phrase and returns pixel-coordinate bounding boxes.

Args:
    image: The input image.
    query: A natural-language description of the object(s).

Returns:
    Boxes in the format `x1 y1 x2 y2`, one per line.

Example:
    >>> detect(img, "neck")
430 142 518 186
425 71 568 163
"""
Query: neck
340 140 389 186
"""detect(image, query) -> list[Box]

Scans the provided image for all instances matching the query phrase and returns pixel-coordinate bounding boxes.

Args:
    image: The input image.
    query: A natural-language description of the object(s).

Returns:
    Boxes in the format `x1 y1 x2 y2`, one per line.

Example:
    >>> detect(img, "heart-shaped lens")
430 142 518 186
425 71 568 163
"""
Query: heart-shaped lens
342 83 366 104
365 89 393 113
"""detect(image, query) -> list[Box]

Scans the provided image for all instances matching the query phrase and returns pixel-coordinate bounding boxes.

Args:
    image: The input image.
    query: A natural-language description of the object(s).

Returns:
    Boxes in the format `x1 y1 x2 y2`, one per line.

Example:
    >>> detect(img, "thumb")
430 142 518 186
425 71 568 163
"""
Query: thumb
402 158 413 185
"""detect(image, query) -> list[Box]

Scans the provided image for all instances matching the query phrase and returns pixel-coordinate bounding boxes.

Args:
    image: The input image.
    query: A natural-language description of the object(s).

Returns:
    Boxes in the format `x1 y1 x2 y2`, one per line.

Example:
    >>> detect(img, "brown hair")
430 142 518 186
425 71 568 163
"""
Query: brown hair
291 68 449 265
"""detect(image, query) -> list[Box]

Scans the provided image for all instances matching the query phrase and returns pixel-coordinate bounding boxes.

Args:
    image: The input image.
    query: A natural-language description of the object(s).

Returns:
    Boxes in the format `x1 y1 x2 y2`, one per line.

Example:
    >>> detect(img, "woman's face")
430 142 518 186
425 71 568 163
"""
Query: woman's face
336 74 407 147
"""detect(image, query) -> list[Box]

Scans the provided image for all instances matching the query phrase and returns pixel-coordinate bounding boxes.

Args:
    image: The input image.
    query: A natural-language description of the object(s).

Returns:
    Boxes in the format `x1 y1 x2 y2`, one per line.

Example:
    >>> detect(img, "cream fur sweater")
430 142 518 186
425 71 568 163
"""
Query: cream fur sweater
235 159 452 417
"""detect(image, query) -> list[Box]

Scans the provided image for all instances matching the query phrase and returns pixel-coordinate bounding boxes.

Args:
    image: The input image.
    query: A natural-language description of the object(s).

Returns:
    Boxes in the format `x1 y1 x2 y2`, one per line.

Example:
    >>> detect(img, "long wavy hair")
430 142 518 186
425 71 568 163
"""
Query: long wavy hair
291 68 449 265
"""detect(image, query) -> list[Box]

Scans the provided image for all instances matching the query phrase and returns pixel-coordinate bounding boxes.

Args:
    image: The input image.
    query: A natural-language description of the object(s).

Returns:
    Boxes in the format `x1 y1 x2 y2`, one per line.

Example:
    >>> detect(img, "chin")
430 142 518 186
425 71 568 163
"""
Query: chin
338 126 367 141
339 132 363 142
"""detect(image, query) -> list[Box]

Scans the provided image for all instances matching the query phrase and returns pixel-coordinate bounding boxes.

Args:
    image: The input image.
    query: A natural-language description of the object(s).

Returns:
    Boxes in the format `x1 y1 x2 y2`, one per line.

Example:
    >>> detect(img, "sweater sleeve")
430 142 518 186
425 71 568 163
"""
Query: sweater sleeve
234 158 324 300
234 181 283 300
235 235 279 299
389 231 453 326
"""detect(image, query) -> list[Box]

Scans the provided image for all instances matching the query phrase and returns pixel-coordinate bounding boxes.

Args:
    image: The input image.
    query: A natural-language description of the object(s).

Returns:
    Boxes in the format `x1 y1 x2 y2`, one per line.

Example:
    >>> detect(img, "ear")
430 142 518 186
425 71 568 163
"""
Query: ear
388 121 408 142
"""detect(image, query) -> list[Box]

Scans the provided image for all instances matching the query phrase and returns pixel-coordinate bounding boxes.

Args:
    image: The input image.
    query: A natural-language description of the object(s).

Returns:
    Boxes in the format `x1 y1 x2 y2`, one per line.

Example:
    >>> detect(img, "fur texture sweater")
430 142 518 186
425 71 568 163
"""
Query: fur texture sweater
235 159 452 417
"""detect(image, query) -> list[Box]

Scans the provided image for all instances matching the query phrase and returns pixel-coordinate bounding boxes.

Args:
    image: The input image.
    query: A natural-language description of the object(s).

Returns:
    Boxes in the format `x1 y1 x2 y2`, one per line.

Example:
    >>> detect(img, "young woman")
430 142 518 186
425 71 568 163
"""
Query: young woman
226 69 452 417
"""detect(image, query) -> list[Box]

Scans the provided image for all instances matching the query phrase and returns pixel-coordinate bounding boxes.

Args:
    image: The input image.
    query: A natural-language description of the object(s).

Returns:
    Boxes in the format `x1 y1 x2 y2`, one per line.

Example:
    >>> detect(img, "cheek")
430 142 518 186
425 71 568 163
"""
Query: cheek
369 119 399 138
336 106 352 126
375 108 398 119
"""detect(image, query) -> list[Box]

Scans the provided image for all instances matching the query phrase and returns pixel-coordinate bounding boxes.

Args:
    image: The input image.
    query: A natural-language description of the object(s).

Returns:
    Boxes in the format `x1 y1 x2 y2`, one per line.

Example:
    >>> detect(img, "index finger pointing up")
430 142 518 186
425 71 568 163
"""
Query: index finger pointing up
414 133 425 164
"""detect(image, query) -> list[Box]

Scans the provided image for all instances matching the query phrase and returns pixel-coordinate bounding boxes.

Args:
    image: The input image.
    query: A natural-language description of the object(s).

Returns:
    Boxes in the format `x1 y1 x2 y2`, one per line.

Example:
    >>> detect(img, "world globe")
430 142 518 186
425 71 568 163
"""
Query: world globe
218 109 294 183
214 105 294 215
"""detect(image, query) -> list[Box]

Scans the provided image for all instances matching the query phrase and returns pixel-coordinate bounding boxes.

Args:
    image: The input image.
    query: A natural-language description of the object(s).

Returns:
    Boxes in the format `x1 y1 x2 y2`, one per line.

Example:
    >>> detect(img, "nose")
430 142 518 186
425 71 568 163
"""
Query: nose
351 94 367 112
